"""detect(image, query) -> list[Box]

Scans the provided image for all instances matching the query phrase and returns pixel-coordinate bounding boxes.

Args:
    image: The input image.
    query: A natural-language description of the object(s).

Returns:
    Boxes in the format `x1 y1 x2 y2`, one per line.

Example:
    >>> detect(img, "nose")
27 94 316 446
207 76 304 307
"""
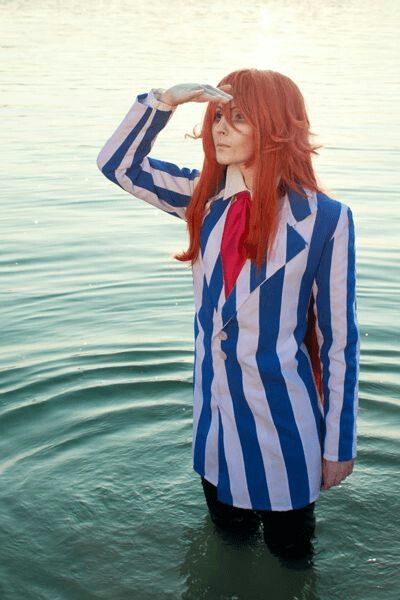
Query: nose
215 115 229 135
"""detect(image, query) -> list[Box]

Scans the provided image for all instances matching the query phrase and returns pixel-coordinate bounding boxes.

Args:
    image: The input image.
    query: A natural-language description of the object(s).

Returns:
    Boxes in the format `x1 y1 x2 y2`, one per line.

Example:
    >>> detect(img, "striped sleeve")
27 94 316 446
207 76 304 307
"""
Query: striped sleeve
312 204 360 461
96 90 200 220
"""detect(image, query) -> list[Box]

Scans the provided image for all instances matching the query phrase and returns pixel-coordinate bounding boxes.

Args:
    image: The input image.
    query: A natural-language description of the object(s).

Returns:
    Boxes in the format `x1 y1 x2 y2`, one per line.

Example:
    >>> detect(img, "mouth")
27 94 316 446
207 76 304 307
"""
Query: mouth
216 144 230 148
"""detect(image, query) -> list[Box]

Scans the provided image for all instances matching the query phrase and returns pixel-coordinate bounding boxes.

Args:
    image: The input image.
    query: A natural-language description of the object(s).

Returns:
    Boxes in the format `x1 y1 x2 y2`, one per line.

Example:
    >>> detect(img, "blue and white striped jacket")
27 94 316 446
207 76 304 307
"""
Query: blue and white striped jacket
97 90 360 511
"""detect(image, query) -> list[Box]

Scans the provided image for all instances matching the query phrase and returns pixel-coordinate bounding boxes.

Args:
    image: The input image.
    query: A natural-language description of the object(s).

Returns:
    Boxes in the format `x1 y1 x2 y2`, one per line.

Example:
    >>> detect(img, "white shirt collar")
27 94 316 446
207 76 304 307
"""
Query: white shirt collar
222 164 288 207
223 164 252 200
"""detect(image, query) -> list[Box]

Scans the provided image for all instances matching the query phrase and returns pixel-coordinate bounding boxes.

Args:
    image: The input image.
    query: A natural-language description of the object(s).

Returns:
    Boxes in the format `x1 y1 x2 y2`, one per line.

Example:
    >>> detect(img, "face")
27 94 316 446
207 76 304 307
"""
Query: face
211 102 254 166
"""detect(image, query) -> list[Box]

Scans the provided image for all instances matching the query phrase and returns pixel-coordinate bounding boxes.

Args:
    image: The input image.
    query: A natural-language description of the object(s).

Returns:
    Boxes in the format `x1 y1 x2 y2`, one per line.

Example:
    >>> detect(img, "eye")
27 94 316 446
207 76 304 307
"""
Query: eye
232 111 244 122
214 110 222 121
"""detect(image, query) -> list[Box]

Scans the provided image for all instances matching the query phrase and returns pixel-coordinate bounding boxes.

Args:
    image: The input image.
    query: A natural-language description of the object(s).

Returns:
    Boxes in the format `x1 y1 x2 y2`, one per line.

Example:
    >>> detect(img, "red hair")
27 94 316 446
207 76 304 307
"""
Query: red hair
175 68 325 269
175 68 325 404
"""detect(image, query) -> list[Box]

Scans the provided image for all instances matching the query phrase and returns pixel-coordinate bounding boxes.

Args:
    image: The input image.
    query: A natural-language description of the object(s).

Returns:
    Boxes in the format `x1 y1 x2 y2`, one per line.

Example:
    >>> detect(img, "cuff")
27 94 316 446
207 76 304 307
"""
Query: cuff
140 89 176 112
323 453 356 462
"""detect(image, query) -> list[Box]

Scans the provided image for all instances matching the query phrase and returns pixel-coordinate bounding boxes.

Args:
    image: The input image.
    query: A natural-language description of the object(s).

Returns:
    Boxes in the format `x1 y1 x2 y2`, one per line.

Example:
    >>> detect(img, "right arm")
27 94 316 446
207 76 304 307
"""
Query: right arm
96 90 198 220
96 83 233 221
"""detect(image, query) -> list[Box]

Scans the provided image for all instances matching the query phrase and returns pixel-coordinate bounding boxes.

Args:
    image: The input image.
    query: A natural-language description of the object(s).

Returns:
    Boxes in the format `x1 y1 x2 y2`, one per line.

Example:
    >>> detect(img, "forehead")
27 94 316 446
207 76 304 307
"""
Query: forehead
216 102 238 110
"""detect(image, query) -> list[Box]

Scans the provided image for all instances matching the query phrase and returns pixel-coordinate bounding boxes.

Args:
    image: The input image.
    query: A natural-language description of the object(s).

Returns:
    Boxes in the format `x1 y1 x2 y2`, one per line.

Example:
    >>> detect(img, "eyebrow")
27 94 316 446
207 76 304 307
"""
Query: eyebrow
216 104 238 110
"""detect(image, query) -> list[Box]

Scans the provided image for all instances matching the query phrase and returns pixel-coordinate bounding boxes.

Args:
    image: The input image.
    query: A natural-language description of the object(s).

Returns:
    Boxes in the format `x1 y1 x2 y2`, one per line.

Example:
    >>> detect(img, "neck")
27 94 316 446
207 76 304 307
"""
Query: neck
238 163 254 192
238 165 284 195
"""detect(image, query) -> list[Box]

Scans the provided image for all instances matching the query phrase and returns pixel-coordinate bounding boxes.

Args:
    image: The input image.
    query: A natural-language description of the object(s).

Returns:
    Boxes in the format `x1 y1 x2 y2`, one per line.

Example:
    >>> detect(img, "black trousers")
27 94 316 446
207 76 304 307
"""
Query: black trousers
201 477 316 561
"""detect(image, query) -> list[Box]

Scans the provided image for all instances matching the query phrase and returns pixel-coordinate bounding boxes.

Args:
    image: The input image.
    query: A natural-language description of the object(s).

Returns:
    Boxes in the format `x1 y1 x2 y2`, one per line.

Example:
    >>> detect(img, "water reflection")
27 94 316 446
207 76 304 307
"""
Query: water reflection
180 516 319 599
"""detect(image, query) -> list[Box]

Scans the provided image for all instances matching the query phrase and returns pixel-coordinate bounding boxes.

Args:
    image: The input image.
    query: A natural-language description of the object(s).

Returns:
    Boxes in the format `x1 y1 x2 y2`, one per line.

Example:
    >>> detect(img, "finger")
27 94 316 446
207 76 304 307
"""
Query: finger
217 85 234 97
188 88 205 97
203 84 233 100
186 87 225 104
320 477 331 490
208 95 231 103
322 474 336 489
200 92 231 104
194 92 229 104
321 482 332 490
203 88 229 100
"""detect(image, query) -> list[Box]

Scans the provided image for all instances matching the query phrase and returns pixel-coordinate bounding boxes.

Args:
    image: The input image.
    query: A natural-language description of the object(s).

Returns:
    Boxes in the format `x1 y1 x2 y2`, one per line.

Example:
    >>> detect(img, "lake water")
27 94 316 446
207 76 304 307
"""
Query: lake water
1 0 399 598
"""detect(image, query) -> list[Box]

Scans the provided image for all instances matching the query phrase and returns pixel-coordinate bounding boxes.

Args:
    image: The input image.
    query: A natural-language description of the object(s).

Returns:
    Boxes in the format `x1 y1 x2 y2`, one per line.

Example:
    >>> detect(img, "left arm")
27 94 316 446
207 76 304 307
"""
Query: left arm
312 203 361 488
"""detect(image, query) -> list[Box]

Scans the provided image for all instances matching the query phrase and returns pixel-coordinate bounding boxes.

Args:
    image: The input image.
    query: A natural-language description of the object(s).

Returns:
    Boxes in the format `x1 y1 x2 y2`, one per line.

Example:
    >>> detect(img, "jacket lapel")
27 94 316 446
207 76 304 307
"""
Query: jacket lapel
200 185 318 331
201 195 230 311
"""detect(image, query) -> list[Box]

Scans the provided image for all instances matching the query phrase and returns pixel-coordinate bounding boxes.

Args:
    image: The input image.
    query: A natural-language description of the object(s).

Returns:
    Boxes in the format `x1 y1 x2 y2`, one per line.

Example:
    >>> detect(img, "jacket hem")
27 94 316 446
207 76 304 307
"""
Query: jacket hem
195 467 321 511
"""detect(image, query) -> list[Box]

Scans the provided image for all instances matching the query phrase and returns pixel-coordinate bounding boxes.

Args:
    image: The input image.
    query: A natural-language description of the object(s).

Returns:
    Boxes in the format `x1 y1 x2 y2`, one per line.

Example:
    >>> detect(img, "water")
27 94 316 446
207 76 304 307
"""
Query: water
1 0 399 598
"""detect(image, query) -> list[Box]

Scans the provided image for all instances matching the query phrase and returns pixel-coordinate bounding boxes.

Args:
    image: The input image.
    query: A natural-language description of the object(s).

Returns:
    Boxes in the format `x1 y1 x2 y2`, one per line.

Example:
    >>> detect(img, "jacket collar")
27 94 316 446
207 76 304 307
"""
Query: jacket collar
221 163 317 224
200 168 318 333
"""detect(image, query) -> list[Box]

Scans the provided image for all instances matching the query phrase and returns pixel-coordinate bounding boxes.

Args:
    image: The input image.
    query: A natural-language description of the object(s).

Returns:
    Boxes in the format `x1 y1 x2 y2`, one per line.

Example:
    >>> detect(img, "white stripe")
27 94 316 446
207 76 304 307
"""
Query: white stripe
236 288 292 509
204 405 219 484
142 160 199 198
324 205 350 458
116 156 187 219
119 179 187 218
312 280 323 361
211 324 251 508
352 306 361 457
96 97 150 168
216 282 225 313
204 338 220 483
202 202 230 287
192 318 206 464
235 260 251 306
277 247 322 500
265 219 288 281
98 98 193 219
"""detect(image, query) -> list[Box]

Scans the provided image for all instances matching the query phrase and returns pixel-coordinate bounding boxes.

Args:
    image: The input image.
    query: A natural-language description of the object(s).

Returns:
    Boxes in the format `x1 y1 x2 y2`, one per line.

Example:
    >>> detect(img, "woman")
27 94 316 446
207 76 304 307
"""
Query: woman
96 69 360 564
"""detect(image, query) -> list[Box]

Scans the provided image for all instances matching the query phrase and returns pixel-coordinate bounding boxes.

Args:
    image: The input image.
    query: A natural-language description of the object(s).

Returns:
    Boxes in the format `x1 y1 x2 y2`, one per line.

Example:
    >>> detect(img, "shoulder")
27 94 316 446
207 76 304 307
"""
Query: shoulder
315 190 353 237
316 190 350 214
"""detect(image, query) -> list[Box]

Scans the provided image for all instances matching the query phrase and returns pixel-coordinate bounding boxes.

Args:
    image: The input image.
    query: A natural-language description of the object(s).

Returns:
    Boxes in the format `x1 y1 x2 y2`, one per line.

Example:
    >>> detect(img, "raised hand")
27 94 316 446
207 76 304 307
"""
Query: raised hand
151 83 233 107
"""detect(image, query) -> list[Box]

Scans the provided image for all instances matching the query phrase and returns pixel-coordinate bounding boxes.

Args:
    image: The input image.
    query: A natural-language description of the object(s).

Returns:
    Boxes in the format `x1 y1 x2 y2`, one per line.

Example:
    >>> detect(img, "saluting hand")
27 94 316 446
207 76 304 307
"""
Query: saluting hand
321 457 355 490
151 83 233 107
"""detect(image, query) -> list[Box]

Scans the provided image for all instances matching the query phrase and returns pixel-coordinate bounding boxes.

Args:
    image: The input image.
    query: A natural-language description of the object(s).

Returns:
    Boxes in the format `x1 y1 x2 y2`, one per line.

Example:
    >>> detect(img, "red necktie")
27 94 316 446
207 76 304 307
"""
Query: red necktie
221 191 252 297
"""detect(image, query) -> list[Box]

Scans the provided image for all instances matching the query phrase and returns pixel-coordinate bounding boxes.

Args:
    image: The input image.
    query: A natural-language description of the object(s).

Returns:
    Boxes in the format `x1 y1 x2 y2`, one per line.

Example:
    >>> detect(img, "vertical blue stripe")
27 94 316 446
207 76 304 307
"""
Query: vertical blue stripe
200 198 229 255
257 269 310 507
126 170 191 207
193 278 215 474
293 210 329 446
221 309 271 509
315 238 334 424
296 346 324 446
250 258 267 292
221 286 237 327
287 186 311 221
101 106 153 185
148 157 200 180
208 254 224 312
313 200 343 454
340 208 358 460
127 107 192 207
286 224 308 261
100 103 193 212
133 107 172 165
192 315 199 392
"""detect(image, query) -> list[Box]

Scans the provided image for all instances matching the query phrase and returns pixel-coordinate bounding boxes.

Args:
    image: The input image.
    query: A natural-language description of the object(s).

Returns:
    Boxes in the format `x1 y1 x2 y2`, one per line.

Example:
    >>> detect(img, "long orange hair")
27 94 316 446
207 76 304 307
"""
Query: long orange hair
176 68 325 402
175 68 324 269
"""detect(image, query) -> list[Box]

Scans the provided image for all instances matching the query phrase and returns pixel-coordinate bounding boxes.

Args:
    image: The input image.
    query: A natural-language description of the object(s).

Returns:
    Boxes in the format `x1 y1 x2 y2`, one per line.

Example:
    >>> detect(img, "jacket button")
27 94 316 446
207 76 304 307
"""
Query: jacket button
220 351 227 360
217 331 228 340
